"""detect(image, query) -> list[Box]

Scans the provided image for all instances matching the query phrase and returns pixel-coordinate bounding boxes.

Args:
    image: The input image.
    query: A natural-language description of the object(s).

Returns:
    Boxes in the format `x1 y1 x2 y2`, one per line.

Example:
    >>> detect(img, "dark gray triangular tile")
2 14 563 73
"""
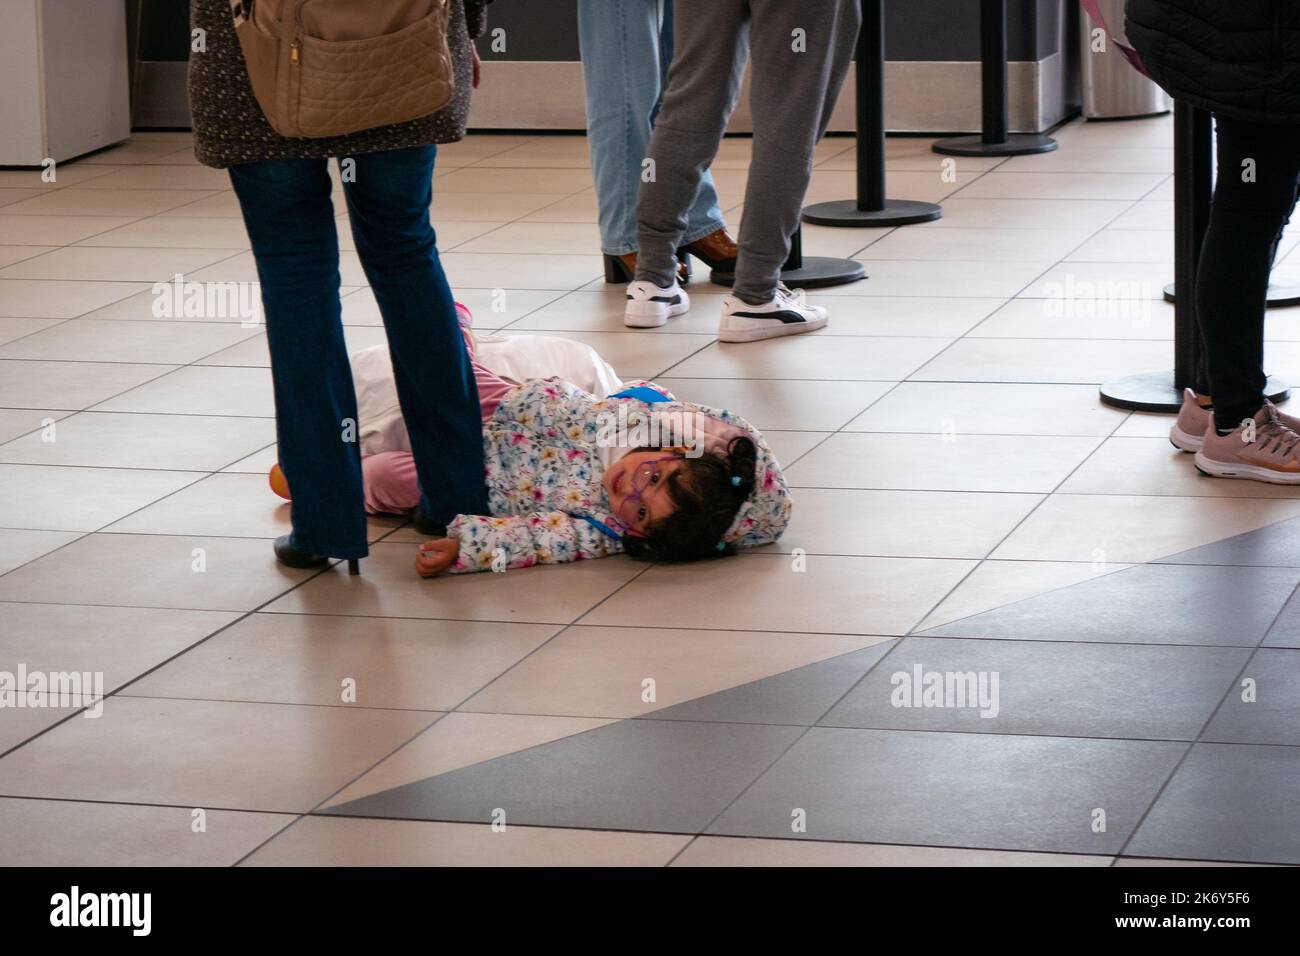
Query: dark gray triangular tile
321 718 801 833
642 641 898 726
1156 514 1300 567
1125 742 1300 864
821 636 1248 740
919 563 1300 646
1202 647 1300 745
708 727 1186 854
1263 586 1300 647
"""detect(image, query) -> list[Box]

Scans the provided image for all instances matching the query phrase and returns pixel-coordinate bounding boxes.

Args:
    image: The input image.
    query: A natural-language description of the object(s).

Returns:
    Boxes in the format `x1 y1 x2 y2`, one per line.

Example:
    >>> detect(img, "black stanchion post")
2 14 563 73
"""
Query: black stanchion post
1099 101 1287 411
932 0 1057 158
801 0 943 227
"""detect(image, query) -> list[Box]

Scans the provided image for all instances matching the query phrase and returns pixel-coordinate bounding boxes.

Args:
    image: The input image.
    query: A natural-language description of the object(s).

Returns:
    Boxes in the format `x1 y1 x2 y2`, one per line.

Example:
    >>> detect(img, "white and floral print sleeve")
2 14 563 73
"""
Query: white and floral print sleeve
445 511 623 573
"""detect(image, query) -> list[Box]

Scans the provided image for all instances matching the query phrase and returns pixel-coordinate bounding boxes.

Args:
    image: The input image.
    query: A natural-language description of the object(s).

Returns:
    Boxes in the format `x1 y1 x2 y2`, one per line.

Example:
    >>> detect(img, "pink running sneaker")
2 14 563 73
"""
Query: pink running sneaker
1194 402 1300 484
1170 388 1300 453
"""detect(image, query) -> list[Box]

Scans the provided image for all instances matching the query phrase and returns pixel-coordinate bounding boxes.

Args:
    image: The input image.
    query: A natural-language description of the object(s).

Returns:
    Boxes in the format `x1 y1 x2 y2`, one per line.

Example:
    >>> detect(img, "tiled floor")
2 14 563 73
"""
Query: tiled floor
2 118 1299 866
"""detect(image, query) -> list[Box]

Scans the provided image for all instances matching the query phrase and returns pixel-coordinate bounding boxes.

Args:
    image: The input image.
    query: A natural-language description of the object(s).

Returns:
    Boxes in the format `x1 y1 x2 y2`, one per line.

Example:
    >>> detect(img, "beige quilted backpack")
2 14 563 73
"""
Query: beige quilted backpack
230 0 455 139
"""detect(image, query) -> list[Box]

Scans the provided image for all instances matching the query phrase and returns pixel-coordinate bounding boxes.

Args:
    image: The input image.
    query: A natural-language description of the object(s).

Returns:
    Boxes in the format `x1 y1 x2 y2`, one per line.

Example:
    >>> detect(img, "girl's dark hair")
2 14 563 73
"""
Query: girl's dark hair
621 435 758 563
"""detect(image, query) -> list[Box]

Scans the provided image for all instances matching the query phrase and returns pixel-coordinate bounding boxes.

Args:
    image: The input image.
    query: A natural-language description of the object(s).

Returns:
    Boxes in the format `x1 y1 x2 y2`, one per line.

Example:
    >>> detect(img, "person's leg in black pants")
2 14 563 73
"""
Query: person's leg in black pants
1197 115 1300 432
342 145 490 527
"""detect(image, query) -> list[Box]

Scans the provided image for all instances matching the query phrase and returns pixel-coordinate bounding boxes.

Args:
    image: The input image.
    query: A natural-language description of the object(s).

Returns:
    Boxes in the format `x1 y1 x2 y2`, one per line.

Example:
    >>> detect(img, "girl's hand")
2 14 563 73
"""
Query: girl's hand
416 538 460 578
471 46 481 89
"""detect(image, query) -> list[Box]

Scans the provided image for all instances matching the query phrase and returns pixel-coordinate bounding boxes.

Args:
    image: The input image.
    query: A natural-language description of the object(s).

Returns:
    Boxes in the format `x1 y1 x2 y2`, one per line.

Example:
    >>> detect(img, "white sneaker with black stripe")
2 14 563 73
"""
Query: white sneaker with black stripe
624 279 690 328
718 283 828 342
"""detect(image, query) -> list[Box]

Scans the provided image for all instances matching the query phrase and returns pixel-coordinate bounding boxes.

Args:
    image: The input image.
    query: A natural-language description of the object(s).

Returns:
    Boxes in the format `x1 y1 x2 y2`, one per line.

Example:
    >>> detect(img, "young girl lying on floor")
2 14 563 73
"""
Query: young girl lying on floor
271 305 791 576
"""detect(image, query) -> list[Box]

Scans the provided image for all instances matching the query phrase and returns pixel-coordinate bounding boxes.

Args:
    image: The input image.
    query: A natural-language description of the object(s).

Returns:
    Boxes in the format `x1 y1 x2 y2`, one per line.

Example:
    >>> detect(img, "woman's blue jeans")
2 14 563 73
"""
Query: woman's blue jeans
229 145 488 560
577 0 726 255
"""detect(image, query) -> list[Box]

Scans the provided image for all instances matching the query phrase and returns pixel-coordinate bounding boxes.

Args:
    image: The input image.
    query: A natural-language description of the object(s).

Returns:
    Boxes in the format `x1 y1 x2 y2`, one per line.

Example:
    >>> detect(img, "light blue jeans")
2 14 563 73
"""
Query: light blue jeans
577 0 725 256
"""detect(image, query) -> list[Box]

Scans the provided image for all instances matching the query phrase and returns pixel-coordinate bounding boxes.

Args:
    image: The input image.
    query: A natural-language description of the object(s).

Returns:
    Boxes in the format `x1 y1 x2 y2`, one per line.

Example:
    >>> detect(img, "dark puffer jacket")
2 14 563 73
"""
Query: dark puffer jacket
1126 0 1300 125
189 0 491 168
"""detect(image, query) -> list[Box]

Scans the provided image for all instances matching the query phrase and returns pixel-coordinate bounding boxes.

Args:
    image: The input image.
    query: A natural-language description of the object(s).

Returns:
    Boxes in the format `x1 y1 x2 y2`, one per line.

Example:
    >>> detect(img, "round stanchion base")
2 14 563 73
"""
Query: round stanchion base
1163 281 1300 309
1099 370 1290 413
802 198 942 228
710 256 865 290
932 133 1058 157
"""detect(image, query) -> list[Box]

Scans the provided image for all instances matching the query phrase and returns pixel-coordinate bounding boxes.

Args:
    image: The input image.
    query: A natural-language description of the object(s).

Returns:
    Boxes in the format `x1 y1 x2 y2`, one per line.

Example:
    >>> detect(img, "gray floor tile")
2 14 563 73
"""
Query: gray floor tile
1125 743 1300 864
821 636 1248 740
708 728 1185 853
324 719 802 834
644 643 898 727
1201 648 1300 745
1157 514 1300 567
1262 586 1300 647
920 563 1300 647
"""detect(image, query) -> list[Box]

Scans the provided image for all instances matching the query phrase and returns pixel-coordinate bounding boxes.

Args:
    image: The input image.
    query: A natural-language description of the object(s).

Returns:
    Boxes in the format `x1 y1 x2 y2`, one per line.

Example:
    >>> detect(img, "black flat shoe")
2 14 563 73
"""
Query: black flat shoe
411 512 448 537
273 534 359 575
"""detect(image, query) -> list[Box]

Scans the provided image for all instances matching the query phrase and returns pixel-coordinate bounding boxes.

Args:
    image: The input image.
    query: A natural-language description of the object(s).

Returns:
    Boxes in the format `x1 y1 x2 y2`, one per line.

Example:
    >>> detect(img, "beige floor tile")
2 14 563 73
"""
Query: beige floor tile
191 326 390 368
910 338 1171 384
992 494 1300 563
72 140 199 164
1052 115 1172 150
124 612 557 711
439 251 603 290
185 249 367 287
582 552 975 636
321 712 617 808
771 488 1041 558
672 836 1113 867
0 246 235 283
453 221 602 256
95 365 274 417
0 696 435 812
339 284 551 327
0 188 46 207
846 382 1128 436
430 191 572 222
832 259 1047 298
518 189 600 223
0 189 220 217
0 214 138 245
1060 436 1300 499
915 559 1135 630
0 528 81 575
219 443 279 474
0 463 203 531
0 407 72 443
1112 410 1177 438
75 284 261 323
1113 857 1272 867
0 360 169 409
525 330 716 380
788 295 1000 338
0 316 61 345
655 377 890 432
864 227 1092 264
0 799 289 867
1068 229 1175 264
915 197 1131 231
0 278 149 318
243 816 688 866
0 601 238 751
67 165 231 191
664 335 947 381
0 166 121 188
1108 200 1172 231
760 430 831 467
264 541 646 625
804 169 958 205
102 472 288 539
1024 260 1172 300
951 171 1167 201
155 192 245 218
0 319 261 364
0 245 60 269
435 166 593 194
463 625 883 718
785 432 1100 493
999 146 1171 175
0 532 318 611
0 411 274 471
75 216 253 249
969 296 1173 340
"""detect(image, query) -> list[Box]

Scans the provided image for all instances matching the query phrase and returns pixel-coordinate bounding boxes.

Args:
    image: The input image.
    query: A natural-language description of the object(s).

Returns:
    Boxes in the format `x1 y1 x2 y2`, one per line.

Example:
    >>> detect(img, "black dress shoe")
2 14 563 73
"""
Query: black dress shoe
273 535 360 575
411 511 448 537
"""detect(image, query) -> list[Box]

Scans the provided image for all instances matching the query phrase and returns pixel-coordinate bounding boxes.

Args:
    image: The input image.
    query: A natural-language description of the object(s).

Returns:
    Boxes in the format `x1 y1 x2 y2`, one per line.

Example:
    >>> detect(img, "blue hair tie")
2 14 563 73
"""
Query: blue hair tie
716 540 726 551
730 475 742 487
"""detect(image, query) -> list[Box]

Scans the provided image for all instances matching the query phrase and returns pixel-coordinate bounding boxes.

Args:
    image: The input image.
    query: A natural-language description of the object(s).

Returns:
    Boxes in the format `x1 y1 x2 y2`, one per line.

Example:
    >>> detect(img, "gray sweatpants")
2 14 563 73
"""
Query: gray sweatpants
634 0 861 304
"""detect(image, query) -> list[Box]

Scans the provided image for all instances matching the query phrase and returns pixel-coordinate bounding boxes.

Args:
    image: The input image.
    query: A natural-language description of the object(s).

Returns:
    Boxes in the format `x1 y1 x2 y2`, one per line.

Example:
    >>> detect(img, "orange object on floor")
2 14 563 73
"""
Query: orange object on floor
268 463 292 500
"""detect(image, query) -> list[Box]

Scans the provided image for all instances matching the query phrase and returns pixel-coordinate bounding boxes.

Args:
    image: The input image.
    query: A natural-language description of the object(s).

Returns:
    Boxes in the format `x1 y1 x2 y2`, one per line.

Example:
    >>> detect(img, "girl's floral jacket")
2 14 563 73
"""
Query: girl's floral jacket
446 378 792 574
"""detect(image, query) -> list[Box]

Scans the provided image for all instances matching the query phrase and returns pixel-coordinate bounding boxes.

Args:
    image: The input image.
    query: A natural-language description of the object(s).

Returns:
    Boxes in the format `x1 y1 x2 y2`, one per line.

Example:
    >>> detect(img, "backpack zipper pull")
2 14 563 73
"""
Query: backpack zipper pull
290 40 299 64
